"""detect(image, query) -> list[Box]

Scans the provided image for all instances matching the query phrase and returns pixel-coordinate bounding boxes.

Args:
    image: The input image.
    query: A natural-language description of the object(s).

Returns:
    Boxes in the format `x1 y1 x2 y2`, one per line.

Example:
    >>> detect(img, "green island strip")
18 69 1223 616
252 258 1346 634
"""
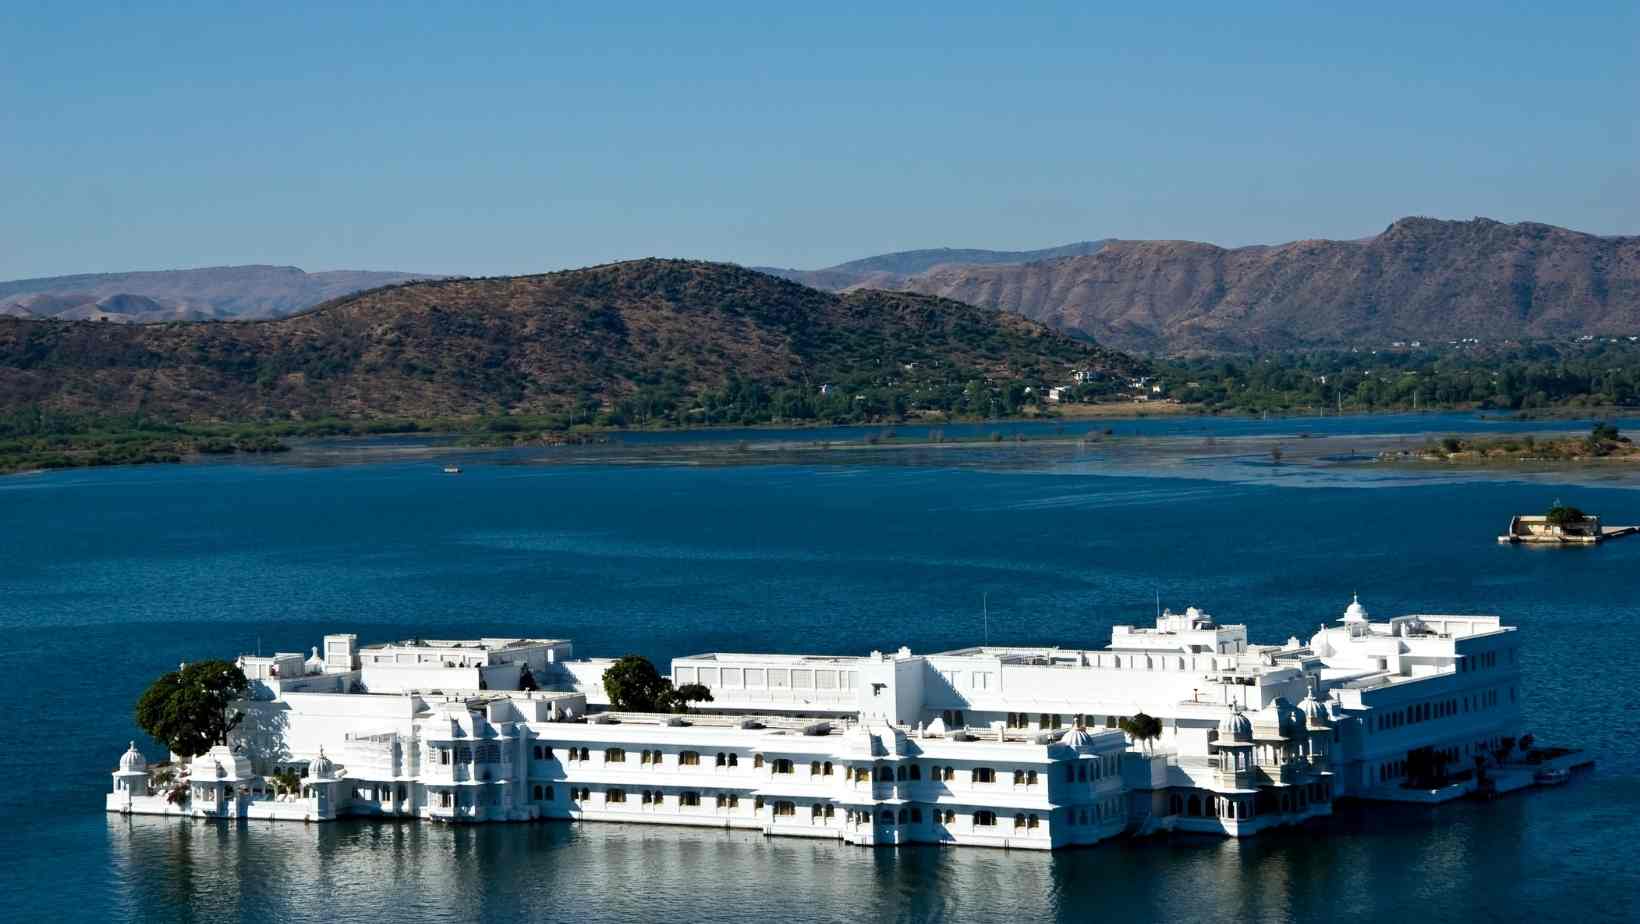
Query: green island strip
1379 423 1636 466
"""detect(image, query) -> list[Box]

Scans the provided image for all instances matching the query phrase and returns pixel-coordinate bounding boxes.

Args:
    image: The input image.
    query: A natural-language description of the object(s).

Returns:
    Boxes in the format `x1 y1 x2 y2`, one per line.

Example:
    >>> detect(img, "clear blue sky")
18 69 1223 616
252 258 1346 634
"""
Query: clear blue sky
2 1 1634 279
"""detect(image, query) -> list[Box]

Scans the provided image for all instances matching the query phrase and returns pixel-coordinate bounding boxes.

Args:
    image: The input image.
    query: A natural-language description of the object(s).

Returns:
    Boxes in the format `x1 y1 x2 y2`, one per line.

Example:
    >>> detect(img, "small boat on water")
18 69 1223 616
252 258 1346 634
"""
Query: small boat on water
1534 767 1570 785
442 465 462 475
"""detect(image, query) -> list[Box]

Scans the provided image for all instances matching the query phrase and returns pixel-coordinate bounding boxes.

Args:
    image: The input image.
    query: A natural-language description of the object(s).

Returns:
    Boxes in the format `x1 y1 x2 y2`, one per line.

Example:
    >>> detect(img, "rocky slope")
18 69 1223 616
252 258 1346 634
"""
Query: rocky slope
840 218 1640 353
755 241 1106 292
0 260 1133 421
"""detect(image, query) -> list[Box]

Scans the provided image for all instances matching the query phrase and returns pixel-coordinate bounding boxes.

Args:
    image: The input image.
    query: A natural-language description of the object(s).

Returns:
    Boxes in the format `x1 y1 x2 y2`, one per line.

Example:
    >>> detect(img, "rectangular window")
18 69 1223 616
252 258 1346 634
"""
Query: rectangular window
745 668 766 688
721 668 742 688
816 670 837 690
674 666 696 684
843 672 858 690
768 669 790 689
699 667 719 686
791 669 813 689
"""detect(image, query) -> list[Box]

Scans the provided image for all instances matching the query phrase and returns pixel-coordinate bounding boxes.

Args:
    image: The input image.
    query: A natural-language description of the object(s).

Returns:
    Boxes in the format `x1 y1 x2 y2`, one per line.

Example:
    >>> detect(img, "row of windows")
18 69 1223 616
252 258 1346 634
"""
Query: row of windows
432 743 505 765
673 665 858 691
1373 687 1512 733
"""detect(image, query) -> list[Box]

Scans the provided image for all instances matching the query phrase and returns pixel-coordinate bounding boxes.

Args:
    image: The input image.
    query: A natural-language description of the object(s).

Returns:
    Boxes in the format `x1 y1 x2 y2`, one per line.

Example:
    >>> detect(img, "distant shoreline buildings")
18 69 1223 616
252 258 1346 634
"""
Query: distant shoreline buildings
109 597 1581 850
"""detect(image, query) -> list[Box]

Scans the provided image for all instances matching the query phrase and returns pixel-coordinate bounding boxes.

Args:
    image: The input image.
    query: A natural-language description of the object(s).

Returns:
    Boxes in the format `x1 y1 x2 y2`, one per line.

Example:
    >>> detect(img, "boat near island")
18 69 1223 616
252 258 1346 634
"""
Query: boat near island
108 595 1586 850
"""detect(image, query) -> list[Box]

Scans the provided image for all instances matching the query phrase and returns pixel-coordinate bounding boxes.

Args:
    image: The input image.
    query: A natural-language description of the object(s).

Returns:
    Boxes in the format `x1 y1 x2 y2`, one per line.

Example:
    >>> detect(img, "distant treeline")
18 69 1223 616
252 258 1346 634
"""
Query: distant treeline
1154 341 1640 414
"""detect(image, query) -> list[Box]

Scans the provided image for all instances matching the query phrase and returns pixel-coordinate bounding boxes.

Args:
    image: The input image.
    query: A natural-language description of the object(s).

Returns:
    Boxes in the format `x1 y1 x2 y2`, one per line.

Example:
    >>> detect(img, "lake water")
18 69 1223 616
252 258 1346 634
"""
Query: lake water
2 413 1636 923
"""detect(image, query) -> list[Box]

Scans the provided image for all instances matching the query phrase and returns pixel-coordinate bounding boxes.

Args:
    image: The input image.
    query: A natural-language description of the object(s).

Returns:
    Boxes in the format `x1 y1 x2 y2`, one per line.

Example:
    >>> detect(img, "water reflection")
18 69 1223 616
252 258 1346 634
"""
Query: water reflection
98 799 1542 924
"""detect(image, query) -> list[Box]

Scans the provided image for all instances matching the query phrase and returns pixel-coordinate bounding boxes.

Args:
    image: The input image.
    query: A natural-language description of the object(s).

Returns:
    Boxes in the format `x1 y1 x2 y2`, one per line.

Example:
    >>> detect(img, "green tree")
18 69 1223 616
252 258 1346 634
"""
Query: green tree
1119 712 1163 754
134 659 249 759
601 656 716 713
601 656 675 712
1545 505 1587 527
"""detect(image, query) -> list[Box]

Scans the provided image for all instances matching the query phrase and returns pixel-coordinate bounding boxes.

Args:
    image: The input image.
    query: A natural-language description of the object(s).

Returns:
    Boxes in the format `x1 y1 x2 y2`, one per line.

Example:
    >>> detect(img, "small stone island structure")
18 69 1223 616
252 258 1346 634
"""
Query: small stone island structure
1499 512 1638 545
109 598 1582 850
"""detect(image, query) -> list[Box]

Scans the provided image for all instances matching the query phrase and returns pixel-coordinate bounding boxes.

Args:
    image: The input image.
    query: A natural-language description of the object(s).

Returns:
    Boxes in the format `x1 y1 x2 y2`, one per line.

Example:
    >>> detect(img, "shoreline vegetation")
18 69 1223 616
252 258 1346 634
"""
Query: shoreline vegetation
4 404 1638 477
1379 423 1635 466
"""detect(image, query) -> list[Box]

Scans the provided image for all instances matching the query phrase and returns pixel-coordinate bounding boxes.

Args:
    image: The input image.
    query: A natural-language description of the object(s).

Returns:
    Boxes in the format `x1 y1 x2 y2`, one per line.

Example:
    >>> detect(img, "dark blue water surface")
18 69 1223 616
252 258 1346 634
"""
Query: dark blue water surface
2 413 1637 923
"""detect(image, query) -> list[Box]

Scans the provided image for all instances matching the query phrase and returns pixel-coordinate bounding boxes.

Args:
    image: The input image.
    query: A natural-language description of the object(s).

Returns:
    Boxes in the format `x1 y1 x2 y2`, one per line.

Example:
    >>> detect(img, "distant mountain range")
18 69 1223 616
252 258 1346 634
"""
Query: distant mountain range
0 260 1133 422
0 265 437 323
754 242 1107 292
780 218 1640 353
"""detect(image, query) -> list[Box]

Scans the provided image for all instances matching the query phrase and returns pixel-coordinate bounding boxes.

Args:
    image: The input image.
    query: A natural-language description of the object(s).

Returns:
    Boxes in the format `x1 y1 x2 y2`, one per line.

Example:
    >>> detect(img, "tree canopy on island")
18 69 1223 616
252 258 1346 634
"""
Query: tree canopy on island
134 659 249 759
1545 505 1588 527
602 656 714 713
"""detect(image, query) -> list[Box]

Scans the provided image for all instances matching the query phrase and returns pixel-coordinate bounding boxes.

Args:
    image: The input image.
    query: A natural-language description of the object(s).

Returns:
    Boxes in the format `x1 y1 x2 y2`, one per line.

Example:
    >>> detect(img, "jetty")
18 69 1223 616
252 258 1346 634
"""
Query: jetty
1498 511 1638 545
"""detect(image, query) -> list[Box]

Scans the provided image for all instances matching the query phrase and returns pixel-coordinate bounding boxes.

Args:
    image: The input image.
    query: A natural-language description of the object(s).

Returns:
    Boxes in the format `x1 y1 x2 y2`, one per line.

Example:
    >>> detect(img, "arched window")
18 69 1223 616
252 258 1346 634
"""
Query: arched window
1170 794 1183 815
533 745 543 760
680 791 700 807
877 766 894 782
533 785 543 800
544 786 554 801
606 788 626 804
1027 814 1040 829
1026 770 1038 786
753 754 764 769
1064 764 1075 782
1013 769 1025 785
943 766 955 782
640 750 654 765
605 748 625 763
1187 795 1201 817
880 810 895 824
754 796 764 810
641 790 654 804
1077 764 1087 782
973 767 995 783
773 801 795 817
810 760 821 775
680 750 700 766
1014 813 1026 829
942 809 956 824
823 761 833 776
772 758 794 775
896 766 907 781
728 753 738 767
853 766 871 783
974 811 996 827
909 764 921 780
898 808 909 823
578 747 590 762
811 804 823 818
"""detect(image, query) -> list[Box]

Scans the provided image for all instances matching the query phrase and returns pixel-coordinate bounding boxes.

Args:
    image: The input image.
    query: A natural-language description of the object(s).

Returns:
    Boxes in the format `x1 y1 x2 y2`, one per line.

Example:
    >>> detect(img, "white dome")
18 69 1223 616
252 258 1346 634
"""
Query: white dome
308 748 337 780
1299 694 1331 728
1343 594 1370 623
1057 727 1096 753
118 741 148 772
1217 709 1253 742
305 646 325 675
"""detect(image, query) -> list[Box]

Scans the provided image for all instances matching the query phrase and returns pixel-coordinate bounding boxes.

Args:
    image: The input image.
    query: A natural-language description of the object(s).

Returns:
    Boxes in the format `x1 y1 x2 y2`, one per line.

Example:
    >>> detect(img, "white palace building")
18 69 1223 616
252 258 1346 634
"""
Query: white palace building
108 597 1569 850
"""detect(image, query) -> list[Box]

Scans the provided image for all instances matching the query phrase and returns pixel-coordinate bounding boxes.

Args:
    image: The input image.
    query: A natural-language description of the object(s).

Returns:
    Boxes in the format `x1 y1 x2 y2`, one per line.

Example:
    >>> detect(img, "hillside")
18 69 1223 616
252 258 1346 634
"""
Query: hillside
0 260 1134 424
0 264 438 322
830 218 1640 353
755 241 1106 292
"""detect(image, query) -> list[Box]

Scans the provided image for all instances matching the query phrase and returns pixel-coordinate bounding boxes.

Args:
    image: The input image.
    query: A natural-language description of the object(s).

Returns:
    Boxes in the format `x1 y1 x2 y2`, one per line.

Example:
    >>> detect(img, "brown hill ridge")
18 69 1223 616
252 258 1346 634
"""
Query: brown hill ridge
0 264 438 322
835 218 1640 353
0 259 1133 421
